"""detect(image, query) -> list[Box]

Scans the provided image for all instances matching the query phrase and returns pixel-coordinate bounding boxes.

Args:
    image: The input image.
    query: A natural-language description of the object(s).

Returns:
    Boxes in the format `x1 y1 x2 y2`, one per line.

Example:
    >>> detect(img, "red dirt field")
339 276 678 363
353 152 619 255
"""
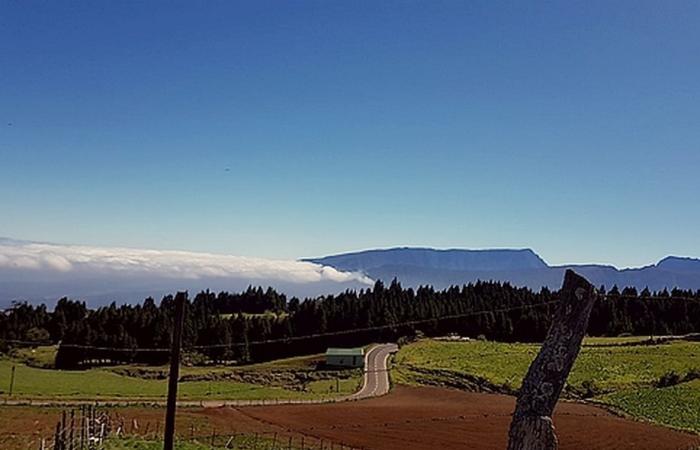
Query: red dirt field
231 386 700 450
2 386 699 450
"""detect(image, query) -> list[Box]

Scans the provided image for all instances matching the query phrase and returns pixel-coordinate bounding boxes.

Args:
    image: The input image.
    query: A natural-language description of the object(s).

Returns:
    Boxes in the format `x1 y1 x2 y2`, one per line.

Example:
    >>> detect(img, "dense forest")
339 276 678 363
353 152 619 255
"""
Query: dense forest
1 281 700 369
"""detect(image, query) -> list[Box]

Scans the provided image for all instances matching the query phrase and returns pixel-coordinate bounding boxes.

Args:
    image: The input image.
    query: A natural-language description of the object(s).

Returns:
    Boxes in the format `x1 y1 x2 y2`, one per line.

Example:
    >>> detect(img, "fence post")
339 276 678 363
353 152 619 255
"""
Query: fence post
54 421 61 450
507 270 597 450
79 406 84 450
62 410 67 450
90 405 95 449
9 365 16 396
69 409 75 450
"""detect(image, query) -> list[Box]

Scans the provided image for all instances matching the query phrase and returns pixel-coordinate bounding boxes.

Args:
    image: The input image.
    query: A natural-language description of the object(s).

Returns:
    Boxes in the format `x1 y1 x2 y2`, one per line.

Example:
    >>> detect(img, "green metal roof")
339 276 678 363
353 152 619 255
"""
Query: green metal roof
325 347 364 357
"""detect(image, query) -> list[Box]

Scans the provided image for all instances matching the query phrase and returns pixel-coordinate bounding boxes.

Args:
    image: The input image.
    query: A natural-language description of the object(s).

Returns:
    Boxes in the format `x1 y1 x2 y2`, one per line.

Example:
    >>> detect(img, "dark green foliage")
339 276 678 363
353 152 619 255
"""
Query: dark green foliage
656 371 682 388
1 280 700 369
656 368 700 388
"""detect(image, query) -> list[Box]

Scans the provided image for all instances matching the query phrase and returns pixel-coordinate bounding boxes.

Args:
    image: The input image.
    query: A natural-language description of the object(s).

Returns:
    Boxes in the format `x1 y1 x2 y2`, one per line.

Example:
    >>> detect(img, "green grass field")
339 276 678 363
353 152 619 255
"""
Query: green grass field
394 338 700 433
104 436 296 450
0 351 361 401
600 379 700 433
104 438 214 450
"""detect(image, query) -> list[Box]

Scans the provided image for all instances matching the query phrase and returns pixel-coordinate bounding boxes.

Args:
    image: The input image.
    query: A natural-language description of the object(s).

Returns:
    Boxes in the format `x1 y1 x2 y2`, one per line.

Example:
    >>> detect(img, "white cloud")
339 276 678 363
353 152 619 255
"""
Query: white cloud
0 240 373 286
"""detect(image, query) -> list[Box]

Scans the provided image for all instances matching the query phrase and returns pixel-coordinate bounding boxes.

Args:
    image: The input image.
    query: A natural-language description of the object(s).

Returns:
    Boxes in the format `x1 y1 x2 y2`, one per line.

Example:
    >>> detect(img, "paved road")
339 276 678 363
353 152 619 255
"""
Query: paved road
1 343 399 408
349 343 399 400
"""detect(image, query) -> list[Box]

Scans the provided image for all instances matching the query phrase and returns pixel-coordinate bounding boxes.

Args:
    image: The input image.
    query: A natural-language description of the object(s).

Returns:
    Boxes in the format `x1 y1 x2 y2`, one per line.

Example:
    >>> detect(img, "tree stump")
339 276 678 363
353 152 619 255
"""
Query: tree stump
507 270 597 450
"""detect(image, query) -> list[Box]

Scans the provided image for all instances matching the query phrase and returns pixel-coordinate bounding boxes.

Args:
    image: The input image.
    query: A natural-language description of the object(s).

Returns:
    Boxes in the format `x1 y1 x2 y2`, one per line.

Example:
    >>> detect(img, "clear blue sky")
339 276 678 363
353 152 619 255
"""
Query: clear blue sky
1 1 699 268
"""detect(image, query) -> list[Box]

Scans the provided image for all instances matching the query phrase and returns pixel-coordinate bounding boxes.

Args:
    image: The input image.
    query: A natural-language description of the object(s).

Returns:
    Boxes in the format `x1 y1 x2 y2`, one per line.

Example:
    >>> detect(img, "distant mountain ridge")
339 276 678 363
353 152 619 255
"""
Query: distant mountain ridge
304 248 700 291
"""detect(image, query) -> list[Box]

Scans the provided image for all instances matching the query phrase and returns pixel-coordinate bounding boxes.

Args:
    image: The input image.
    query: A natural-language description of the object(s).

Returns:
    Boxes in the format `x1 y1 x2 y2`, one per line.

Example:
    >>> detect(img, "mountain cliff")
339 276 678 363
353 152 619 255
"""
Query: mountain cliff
305 248 700 291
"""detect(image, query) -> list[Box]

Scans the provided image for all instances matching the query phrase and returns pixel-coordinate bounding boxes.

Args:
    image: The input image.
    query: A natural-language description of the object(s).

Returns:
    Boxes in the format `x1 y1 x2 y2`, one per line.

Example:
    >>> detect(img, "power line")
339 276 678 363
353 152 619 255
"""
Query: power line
192 300 562 350
50 300 561 352
601 294 700 301
0 339 55 346
5 293 700 353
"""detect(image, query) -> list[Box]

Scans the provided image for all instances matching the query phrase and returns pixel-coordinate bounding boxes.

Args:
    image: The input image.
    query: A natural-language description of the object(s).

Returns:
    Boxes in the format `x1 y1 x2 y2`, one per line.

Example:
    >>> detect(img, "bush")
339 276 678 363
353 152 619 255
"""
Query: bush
685 368 700 380
24 327 50 342
181 351 208 366
397 336 412 347
567 379 604 398
656 371 682 388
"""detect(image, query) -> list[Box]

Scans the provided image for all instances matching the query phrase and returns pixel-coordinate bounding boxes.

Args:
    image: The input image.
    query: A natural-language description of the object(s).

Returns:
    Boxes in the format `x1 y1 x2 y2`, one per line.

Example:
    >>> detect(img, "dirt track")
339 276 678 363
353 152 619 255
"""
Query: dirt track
231 386 700 450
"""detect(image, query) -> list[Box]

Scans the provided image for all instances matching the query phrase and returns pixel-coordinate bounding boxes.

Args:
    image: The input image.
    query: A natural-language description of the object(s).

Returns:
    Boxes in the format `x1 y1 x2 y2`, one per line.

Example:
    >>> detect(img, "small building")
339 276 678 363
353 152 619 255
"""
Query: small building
325 347 364 368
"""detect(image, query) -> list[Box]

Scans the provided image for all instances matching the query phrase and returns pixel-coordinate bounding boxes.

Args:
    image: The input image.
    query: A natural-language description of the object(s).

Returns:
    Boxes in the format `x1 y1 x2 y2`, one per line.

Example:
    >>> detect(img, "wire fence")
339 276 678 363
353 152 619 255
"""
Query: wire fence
38 405 110 450
37 406 360 450
177 431 360 450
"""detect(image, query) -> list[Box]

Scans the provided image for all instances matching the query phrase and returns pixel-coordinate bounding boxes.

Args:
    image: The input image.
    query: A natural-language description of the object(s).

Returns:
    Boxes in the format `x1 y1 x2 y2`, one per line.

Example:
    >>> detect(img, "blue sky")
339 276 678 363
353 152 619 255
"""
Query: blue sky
1 1 699 268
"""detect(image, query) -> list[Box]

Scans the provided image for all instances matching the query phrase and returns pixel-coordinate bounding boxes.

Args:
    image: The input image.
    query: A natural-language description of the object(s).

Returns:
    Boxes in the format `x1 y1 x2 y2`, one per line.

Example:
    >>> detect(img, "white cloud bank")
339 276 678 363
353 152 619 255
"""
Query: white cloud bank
0 239 373 286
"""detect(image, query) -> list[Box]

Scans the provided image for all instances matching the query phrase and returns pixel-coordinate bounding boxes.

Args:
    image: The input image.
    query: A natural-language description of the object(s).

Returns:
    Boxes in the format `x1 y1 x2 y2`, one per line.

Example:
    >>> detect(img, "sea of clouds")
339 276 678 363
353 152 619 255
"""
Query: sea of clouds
0 238 373 307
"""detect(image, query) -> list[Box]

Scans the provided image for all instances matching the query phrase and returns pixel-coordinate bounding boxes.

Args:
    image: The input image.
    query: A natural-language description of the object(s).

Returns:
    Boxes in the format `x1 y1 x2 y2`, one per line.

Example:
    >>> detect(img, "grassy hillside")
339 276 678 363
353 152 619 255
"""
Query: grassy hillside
0 352 361 401
601 379 700 432
394 338 700 432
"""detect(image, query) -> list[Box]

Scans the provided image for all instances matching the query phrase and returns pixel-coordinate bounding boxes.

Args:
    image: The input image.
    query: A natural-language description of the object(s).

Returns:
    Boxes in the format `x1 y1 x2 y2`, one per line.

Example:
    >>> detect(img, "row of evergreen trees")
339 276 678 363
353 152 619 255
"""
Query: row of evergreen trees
2 280 700 369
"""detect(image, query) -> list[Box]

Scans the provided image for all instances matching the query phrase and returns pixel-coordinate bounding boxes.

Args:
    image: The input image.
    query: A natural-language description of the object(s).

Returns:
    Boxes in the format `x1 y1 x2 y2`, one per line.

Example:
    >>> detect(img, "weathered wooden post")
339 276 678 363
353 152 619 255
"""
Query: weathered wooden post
69 409 75 450
9 365 16 396
163 292 187 450
54 421 62 450
79 406 85 450
507 270 597 450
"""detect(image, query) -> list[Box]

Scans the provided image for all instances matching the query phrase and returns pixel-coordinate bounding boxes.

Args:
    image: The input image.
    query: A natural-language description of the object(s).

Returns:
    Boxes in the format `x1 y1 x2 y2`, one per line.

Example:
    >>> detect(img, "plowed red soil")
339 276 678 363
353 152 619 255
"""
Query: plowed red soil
233 386 700 450
2 387 699 450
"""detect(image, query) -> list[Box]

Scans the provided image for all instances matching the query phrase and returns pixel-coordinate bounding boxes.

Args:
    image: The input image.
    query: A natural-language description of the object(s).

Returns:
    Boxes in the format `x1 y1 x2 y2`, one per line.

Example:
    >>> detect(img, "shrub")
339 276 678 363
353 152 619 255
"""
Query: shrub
684 368 700 380
567 379 604 399
656 371 682 388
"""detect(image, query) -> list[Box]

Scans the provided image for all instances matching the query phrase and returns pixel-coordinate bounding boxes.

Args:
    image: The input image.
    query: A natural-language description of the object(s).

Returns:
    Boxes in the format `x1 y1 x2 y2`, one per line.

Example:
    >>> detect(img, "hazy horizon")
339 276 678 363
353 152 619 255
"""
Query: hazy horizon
2 235 699 271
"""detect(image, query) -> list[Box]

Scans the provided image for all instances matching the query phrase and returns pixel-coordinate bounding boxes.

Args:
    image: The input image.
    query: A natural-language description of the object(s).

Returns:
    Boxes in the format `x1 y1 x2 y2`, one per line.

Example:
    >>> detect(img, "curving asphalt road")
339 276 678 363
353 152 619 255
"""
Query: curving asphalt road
349 343 399 400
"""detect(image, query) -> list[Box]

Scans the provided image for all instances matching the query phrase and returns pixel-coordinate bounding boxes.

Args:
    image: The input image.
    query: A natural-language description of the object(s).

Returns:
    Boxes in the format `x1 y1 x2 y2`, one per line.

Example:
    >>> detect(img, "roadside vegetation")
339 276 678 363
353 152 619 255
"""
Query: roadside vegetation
394 337 700 432
0 350 361 401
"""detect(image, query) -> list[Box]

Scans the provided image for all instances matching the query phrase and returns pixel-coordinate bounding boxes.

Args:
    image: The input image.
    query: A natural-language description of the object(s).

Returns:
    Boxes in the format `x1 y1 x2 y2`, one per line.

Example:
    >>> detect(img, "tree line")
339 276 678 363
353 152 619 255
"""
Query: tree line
1 280 700 369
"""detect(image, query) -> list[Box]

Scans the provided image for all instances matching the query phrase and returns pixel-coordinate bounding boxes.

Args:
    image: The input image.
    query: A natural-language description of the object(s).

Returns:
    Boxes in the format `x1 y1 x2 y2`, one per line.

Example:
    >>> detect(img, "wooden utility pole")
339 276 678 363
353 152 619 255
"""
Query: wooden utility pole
9 365 16 396
506 270 597 450
163 292 187 450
